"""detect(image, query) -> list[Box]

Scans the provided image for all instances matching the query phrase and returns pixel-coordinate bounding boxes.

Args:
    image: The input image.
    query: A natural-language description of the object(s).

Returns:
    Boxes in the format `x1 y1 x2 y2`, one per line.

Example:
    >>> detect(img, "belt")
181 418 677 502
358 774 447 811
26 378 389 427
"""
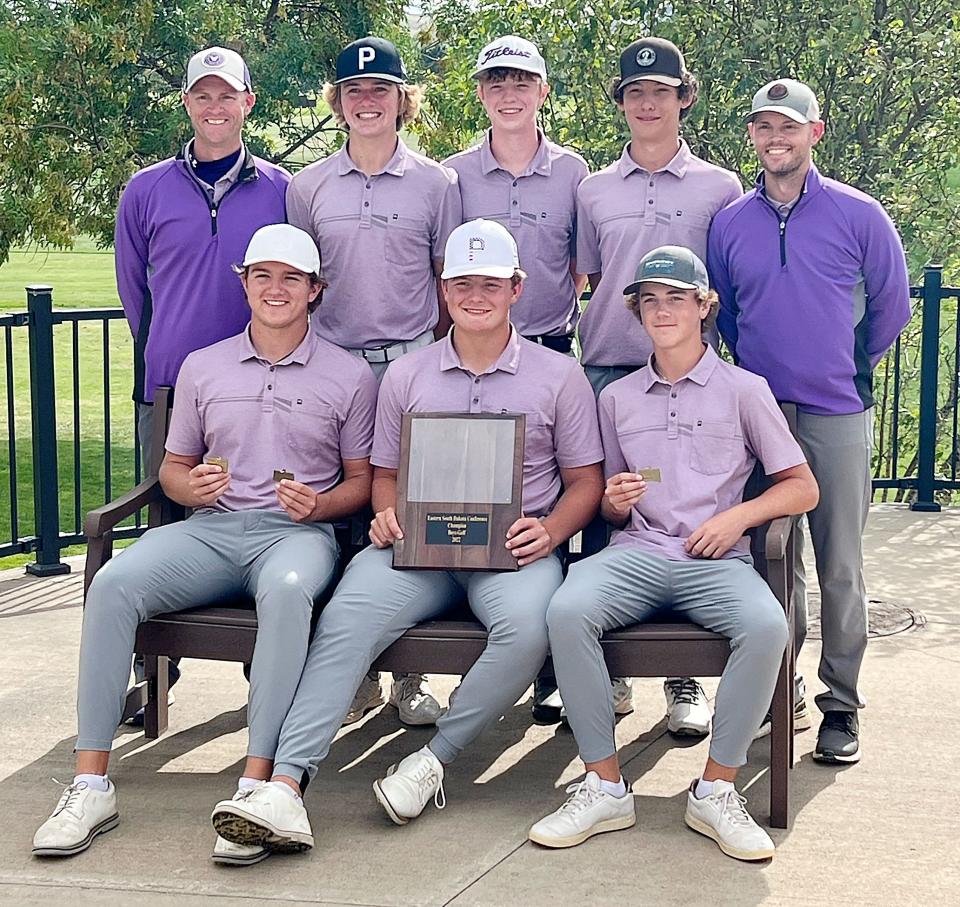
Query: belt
348 330 433 364
523 332 574 354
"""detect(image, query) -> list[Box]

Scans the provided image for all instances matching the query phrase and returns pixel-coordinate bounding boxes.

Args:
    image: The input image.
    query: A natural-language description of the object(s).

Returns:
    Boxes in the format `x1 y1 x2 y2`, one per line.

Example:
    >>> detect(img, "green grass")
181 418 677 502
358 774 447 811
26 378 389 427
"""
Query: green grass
0 240 117 310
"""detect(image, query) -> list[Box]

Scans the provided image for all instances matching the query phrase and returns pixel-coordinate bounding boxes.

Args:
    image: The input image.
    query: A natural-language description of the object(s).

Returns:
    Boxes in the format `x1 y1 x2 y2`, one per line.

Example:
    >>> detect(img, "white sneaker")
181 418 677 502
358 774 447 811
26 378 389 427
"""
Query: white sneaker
211 834 270 866
684 779 775 861
560 678 635 723
342 672 384 725
389 673 442 726
664 678 712 736
373 747 446 825
32 780 119 857
528 772 636 848
211 782 313 852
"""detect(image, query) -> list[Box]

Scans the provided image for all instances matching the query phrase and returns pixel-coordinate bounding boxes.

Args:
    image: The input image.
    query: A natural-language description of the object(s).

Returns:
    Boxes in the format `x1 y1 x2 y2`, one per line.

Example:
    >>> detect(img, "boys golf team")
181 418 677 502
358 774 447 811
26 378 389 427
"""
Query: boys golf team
31 32 910 867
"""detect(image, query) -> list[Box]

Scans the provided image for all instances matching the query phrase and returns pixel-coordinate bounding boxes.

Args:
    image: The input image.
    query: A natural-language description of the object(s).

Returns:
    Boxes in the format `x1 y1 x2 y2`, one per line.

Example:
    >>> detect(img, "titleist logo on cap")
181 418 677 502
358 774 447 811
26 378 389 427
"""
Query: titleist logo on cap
481 45 532 65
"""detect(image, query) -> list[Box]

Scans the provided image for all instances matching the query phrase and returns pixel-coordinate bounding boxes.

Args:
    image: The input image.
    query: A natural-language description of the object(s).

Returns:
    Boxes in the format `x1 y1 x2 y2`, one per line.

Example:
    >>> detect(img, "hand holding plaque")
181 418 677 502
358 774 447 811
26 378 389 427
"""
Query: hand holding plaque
393 412 525 571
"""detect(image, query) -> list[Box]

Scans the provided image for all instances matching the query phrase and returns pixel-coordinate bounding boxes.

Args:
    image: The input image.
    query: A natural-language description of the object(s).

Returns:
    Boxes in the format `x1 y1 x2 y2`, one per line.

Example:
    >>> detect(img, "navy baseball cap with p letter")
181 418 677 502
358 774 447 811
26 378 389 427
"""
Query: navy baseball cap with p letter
335 37 407 84
623 245 709 295
618 37 686 89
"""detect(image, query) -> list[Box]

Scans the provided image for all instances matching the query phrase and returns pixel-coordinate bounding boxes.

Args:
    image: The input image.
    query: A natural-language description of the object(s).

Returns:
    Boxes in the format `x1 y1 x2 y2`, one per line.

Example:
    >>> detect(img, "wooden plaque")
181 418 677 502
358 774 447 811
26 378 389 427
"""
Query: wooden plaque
393 412 525 571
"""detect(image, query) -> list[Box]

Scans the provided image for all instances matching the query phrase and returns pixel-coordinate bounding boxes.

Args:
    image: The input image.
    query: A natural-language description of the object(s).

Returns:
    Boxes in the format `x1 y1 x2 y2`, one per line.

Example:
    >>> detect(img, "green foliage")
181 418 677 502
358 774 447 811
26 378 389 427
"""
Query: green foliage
0 0 406 261
412 0 960 280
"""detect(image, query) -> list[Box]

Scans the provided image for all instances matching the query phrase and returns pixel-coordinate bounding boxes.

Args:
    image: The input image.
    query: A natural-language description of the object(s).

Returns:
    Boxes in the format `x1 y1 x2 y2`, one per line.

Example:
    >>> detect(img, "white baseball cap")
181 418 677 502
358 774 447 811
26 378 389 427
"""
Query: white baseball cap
441 219 524 280
184 46 251 93
241 224 320 275
471 36 547 80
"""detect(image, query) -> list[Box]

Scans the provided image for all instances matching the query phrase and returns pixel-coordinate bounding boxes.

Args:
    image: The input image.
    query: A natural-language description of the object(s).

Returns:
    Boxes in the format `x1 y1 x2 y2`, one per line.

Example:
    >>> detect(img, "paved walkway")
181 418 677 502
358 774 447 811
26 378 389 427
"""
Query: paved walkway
0 505 957 906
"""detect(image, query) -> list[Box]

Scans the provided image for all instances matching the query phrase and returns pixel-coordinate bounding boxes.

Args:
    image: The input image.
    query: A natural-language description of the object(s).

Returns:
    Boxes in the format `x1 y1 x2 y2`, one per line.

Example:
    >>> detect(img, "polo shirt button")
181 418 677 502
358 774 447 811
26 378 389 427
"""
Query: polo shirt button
270 366 275 372
670 391 677 398
512 200 518 205
670 411 676 417
366 182 371 189
648 199 654 204
364 201 369 207
268 384 273 390
474 377 480 383
473 397 479 403
649 180 654 187
512 180 518 187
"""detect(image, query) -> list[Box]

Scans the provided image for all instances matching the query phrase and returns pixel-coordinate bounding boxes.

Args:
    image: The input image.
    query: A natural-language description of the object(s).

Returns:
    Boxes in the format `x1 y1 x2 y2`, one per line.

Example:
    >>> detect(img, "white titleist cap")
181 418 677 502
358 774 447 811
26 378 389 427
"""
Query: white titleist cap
184 46 251 92
241 224 320 275
471 36 547 80
442 219 524 280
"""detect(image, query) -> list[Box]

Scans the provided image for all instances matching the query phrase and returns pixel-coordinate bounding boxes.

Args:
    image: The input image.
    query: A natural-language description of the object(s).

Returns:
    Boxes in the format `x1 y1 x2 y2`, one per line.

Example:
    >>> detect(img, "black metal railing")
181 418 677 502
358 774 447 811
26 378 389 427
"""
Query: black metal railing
0 269 958 573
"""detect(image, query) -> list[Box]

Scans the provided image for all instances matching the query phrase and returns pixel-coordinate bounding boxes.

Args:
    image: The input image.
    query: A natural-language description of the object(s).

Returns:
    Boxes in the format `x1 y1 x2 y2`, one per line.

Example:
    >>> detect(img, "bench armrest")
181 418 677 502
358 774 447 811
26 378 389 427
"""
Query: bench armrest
763 515 793 561
83 477 164 539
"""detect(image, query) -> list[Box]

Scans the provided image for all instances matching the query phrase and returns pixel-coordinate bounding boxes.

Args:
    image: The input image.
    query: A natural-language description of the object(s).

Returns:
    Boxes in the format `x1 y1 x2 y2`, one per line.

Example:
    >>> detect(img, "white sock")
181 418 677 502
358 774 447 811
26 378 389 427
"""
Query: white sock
695 778 716 799
267 780 302 804
237 776 261 791
599 776 627 798
74 773 110 792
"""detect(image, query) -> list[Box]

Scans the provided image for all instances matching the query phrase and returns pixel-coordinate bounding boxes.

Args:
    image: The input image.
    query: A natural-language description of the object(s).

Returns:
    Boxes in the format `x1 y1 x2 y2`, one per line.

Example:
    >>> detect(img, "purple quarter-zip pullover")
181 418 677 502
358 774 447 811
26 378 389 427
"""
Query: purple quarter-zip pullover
114 147 290 403
708 165 911 416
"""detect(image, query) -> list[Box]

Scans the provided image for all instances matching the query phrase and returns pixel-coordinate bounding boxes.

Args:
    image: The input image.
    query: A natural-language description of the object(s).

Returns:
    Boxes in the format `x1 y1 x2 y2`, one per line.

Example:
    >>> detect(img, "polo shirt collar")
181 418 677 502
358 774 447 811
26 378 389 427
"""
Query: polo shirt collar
439 326 522 375
618 138 691 179
479 130 553 177
238 323 317 365
641 343 719 390
338 137 409 177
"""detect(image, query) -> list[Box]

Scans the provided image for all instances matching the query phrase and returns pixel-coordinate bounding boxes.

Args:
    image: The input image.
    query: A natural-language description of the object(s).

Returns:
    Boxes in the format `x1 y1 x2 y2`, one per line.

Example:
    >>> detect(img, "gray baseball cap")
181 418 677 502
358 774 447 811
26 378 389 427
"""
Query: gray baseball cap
623 245 708 295
747 78 820 124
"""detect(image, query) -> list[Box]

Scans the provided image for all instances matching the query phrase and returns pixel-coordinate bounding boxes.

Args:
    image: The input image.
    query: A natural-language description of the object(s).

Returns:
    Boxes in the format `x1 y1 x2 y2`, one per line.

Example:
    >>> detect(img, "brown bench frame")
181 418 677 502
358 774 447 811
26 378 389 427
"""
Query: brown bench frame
83 387 797 828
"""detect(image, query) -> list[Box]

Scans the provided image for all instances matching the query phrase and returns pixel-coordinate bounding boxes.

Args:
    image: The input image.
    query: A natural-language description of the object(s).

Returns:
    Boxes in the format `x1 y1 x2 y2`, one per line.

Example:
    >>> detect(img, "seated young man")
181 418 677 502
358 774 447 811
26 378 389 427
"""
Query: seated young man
529 246 819 861
209 218 604 853
32 225 377 865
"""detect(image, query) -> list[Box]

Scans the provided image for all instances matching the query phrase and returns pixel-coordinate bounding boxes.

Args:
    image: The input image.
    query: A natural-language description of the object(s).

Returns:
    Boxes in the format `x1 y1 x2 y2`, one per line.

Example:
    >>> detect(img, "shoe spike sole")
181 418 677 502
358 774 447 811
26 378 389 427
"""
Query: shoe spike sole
212 811 312 853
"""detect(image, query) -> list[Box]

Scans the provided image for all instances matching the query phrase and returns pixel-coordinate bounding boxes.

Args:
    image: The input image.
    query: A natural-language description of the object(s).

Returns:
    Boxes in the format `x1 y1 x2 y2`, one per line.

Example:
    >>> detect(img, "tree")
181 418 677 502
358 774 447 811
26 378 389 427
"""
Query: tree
0 0 405 261
412 0 960 279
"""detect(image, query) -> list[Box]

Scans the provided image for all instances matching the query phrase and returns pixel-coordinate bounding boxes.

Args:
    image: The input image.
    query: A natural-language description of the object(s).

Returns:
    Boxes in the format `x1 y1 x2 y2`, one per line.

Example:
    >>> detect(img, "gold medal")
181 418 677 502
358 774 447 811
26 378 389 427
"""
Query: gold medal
205 456 228 473
636 467 661 483
273 469 295 483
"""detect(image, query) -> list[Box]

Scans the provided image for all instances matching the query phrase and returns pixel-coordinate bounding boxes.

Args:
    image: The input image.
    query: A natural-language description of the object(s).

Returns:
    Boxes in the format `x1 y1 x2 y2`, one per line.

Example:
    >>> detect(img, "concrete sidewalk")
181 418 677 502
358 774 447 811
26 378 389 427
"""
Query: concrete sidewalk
0 504 957 906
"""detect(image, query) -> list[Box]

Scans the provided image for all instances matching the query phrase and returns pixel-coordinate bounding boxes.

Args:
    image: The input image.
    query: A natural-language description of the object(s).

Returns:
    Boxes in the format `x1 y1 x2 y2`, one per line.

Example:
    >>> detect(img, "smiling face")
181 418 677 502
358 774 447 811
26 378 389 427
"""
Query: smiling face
241 261 321 333
339 78 401 139
476 70 548 134
618 80 690 143
748 111 825 179
636 283 708 352
443 274 520 335
182 75 254 159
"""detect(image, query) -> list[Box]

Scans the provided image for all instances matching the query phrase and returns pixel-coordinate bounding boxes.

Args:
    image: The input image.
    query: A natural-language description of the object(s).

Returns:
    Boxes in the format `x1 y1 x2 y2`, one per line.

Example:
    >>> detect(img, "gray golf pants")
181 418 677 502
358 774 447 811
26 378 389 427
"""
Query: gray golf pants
272 544 563 781
76 511 338 756
790 408 873 714
547 546 788 768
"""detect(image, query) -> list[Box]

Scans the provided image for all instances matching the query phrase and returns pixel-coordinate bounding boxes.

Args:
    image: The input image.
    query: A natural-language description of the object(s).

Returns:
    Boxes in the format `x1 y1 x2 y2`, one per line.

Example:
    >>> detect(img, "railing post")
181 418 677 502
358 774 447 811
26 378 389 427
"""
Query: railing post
26 285 70 575
912 265 942 513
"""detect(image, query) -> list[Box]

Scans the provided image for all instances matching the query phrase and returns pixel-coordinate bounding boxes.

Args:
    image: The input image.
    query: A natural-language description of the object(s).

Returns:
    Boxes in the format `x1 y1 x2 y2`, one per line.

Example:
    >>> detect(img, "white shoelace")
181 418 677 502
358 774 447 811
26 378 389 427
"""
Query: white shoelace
666 678 705 706
557 779 605 816
49 779 87 818
408 759 446 810
713 787 753 827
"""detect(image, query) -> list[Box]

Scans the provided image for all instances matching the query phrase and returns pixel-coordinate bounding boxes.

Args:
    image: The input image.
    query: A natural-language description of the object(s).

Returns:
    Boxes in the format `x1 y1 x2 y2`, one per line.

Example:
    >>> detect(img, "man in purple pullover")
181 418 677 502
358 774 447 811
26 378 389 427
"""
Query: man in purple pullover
708 79 911 764
114 46 290 710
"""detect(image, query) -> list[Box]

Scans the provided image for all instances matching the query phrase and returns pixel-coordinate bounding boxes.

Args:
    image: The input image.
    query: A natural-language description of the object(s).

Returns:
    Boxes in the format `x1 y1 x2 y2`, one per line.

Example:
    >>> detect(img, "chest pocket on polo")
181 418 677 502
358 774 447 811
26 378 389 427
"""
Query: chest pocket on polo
383 213 431 266
286 402 336 455
689 419 738 476
535 212 572 267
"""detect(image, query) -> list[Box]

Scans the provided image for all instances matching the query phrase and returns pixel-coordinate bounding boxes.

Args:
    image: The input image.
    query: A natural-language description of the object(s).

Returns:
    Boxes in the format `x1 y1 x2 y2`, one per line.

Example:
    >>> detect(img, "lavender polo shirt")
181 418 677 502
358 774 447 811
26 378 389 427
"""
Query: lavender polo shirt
166 326 378 515
598 345 806 561
444 132 588 337
576 141 742 367
373 328 603 518
286 139 462 349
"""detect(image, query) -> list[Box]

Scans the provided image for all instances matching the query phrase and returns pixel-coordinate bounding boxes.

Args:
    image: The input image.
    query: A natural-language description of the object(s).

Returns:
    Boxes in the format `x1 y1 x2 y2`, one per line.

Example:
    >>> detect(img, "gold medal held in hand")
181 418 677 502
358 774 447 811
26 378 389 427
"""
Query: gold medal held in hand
273 468 295 483
636 467 661 483
205 456 228 473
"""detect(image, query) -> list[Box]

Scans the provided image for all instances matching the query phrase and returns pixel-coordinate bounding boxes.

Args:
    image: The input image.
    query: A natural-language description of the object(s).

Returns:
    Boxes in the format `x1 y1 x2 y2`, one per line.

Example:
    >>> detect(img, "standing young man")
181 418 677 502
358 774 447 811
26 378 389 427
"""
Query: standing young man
114 46 291 712
443 35 589 722
575 36 744 735
708 79 911 764
287 36 463 726
209 220 605 855
33 225 377 864
530 245 818 861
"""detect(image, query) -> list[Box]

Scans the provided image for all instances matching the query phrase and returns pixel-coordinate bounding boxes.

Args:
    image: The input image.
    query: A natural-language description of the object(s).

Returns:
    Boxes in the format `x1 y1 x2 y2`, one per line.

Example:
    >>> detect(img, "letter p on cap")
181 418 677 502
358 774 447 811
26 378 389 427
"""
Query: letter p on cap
358 47 376 70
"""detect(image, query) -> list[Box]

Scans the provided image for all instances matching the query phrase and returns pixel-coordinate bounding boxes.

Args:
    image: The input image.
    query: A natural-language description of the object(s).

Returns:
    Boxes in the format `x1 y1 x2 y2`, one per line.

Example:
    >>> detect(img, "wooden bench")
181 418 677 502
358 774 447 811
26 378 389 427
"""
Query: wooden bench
83 387 797 827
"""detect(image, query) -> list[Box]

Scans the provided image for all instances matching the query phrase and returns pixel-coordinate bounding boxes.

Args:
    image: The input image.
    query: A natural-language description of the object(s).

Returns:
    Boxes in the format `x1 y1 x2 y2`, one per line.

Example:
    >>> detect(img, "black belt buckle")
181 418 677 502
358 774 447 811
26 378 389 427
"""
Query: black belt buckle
526 333 573 354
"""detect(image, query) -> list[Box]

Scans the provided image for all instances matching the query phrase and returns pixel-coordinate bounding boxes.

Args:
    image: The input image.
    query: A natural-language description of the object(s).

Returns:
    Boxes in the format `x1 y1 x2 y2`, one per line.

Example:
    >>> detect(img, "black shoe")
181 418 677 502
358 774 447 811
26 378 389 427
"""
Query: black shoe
813 711 860 764
531 679 563 725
